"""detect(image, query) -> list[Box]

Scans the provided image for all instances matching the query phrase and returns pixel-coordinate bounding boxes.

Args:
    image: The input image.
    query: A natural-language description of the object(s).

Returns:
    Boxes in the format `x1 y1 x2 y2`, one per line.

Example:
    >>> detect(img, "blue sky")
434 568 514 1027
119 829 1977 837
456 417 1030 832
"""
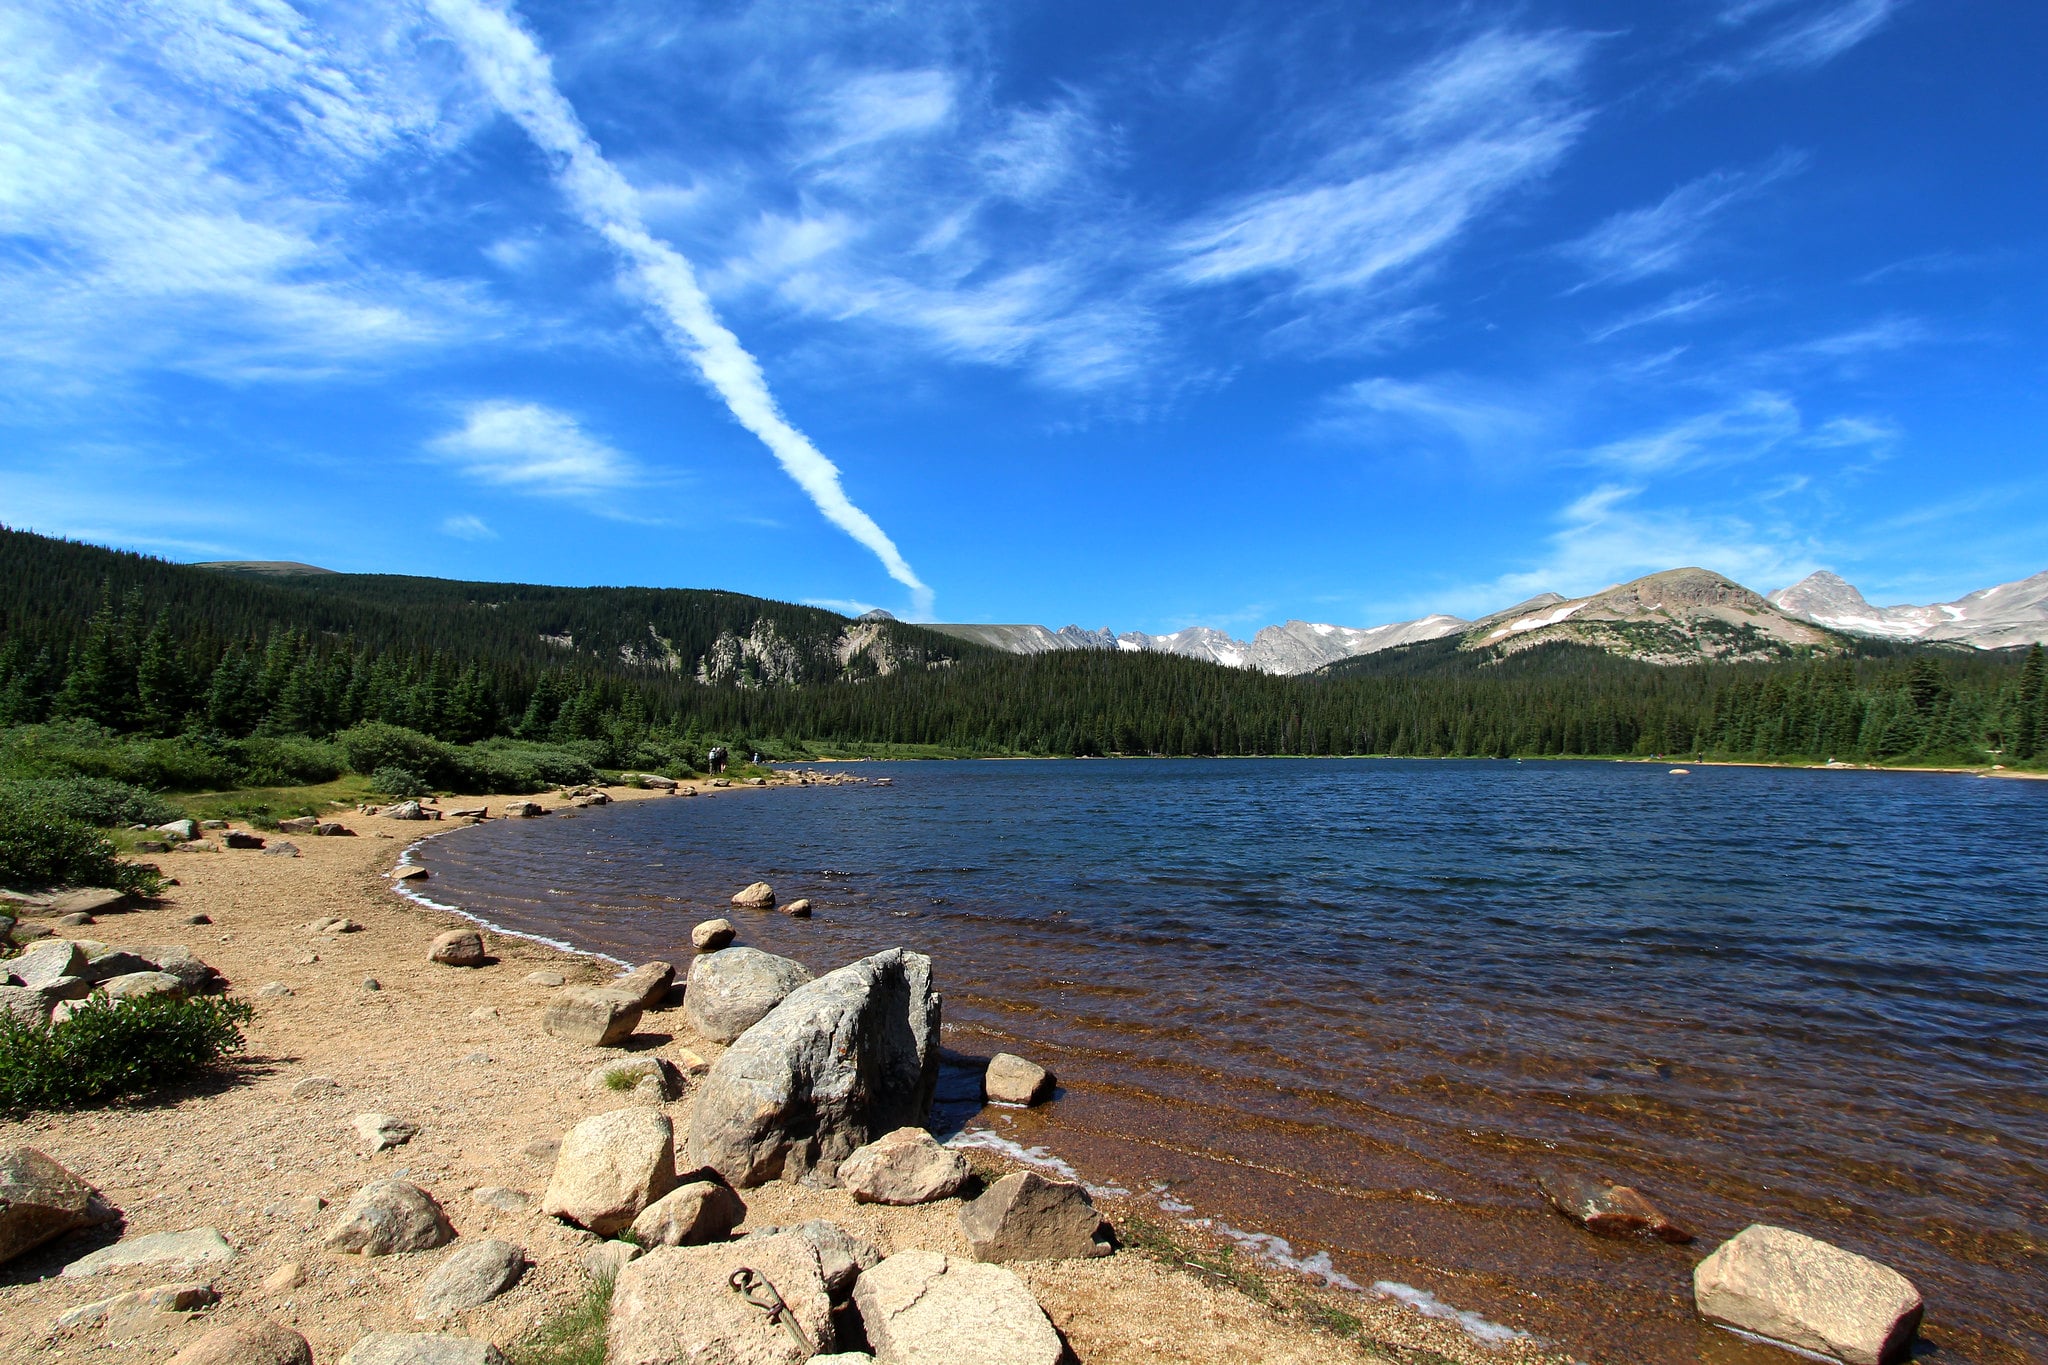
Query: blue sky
2 0 2042 631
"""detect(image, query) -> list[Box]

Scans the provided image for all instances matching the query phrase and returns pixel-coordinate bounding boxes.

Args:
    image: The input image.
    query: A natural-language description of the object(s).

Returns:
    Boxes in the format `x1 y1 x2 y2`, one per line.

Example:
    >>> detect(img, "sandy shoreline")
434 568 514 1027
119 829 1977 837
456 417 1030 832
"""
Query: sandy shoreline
0 776 1574 1365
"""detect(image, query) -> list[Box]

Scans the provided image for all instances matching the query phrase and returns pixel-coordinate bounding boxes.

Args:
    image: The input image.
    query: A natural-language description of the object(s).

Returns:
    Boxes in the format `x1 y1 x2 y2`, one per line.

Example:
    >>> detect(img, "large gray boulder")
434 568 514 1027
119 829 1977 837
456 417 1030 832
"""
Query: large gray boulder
412 1238 526 1318
686 948 940 1188
542 1108 677 1236
102 970 186 1001
0 1148 111 1265
958 1171 1111 1262
853 1250 1062 1365
338 1335 509 1365
324 1180 454 1256
0 984 58 1025
609 1228 835 1364
684 948 812 1044
121 945 220 994
983 1053 1054 1106
63 1226 236 1277
11 940 85 989
1693 1224 1923 1365
838 1127 969 1206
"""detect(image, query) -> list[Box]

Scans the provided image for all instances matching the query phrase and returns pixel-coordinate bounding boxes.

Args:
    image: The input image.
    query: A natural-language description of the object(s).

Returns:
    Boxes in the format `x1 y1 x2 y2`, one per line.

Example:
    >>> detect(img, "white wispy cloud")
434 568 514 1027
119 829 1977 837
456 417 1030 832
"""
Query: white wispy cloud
1170 30 1591 300
1565 153 1803 289
1316 376 1541 455
1586 393 1802 472
1718 0 1904 77
439 513 498 540
429 402 635 496
429 0 935 616
1456 483 1820 611
1586 286 1727 341
0 0 495 388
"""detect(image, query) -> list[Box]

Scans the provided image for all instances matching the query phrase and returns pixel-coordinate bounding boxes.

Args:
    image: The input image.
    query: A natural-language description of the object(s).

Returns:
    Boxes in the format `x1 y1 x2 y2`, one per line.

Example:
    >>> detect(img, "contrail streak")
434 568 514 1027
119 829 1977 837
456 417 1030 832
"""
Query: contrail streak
429 0 933 616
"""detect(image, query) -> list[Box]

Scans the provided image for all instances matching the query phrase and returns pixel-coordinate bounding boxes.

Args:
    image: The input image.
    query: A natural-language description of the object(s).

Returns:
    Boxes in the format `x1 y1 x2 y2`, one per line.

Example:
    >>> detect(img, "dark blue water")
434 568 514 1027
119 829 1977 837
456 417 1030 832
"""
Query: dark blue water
421 759 2048 1363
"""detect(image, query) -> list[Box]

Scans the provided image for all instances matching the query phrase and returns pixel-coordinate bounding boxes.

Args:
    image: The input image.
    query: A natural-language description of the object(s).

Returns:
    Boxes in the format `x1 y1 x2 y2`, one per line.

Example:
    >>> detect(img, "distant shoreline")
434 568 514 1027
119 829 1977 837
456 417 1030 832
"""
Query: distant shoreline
804 751 2048 778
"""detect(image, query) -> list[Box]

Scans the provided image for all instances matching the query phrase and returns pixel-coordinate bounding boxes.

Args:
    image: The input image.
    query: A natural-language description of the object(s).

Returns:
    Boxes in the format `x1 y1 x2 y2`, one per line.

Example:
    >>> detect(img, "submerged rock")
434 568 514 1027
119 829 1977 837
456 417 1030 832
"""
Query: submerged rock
686 948 940 1187
983 1053 1054 1106
1536 1169 1693 1243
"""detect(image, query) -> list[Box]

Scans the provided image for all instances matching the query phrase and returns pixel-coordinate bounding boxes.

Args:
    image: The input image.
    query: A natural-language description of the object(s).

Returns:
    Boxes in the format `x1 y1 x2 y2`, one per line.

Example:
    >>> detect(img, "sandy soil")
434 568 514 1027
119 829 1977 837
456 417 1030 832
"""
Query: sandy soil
0 778 1574 1365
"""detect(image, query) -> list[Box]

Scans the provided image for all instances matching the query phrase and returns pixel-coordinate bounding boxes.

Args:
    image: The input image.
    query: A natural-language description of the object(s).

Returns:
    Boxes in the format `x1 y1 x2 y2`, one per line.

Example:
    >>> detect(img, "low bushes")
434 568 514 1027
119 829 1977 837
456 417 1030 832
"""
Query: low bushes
0 789 164 895
0 723 346 792
0 993 254 1114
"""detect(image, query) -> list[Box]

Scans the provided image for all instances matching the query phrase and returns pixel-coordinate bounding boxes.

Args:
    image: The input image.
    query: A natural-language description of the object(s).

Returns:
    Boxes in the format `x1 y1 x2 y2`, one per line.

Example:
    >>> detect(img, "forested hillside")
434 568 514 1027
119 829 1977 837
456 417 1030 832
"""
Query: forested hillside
1 526 2043 778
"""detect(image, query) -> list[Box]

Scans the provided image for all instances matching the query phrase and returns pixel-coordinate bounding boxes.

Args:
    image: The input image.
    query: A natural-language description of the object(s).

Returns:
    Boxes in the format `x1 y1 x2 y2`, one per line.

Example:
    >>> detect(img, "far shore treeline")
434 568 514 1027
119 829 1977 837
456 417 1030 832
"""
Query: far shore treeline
2 526 2045 795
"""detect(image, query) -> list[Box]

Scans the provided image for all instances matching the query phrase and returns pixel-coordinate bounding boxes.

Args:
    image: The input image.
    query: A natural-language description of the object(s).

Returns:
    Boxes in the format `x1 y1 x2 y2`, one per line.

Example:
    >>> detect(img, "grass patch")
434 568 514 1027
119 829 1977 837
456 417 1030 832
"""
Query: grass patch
0 993 254 1114
508 1275 611 1365
1115 1208 1273 1305
602 1069 638 1093
173 776 371 829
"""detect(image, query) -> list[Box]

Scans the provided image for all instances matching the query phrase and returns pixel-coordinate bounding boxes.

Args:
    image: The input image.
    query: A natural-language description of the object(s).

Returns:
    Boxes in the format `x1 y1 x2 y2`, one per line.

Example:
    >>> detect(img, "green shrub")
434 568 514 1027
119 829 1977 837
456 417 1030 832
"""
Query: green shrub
0 775 179 828
338 723 461 786
0 993 253 1113
232 735 347 786
457 740 599 793
0 792 163 895
0 723 240 791
369 766 433 798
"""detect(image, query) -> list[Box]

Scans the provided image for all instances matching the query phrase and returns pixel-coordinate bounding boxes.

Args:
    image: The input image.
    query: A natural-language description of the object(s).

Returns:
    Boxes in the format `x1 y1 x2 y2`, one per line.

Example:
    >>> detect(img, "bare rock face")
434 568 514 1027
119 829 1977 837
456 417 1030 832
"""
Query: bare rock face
0 1148 111 1266
543 988 643 1046
324 1180 454 1256
0 984 57 1025
730 881 777 910
983 1053 1054 1106
686 948 940 1188
612 961 675 1009
628 1177 747 1248
542 1108 678 1236
412 1237 526 1318
428 929 486 967
56 1281 218 1333
684 947 813 1045
759 1220 882 1301
1694 1224 1923 1365
958 1171 1111 1262
853 1250 1062 1365
609 1228 835 1365
691 919 736 951
167 1319 313 1365
1537 1170 1693 1243
338 1334 510 1365
838 1128 969 1206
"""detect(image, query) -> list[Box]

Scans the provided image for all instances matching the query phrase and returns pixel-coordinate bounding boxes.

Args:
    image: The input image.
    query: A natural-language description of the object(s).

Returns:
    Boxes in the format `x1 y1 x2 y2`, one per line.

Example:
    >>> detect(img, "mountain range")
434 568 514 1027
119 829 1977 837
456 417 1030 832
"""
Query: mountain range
925 566 2048 674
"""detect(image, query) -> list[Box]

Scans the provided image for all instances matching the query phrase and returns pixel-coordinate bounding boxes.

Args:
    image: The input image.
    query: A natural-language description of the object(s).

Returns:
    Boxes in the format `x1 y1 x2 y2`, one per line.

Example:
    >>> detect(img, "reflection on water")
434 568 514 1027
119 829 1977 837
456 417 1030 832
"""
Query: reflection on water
420 759 2048 1364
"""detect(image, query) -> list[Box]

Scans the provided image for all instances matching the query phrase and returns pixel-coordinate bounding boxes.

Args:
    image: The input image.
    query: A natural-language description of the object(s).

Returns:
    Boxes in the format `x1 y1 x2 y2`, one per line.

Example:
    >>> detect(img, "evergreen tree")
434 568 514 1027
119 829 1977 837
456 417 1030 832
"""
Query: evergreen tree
135 617 195 734
2016 643 2045 760
52 595 138 728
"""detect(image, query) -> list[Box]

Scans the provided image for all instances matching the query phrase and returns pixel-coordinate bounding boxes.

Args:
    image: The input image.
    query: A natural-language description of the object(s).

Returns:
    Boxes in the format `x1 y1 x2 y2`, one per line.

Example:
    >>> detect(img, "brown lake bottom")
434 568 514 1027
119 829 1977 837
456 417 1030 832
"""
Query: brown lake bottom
413 759 2048 1364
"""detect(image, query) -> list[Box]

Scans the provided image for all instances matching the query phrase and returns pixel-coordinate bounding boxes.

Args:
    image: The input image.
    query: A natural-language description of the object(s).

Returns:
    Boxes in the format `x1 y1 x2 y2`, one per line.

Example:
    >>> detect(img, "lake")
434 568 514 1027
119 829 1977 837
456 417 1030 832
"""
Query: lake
414 758 2048 1363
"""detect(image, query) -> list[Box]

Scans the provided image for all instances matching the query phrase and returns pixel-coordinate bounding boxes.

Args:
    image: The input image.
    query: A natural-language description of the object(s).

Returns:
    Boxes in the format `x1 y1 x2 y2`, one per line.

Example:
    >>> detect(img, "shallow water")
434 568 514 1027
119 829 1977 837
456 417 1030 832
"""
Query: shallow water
418 759 2048 1363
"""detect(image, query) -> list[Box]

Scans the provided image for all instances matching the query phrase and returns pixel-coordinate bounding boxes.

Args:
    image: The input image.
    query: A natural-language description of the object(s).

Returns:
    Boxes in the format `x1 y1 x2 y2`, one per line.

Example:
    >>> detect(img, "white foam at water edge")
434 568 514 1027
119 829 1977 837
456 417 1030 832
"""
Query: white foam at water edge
945 1128 1129 1196
1185 1218 1365 1293
390 832 628 967
1712 1325 1835 1362
1371 1280 1527 1344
